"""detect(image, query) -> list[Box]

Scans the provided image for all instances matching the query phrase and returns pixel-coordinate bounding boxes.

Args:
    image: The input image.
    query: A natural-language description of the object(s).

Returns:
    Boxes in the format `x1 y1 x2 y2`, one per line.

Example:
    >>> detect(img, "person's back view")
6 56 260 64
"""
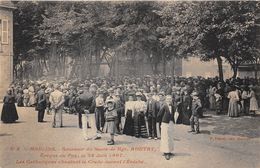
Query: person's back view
49 84 64 128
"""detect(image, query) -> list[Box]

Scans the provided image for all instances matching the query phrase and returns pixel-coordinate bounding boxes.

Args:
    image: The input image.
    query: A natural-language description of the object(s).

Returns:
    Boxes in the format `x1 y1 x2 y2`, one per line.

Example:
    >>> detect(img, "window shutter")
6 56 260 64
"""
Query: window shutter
2 19 8 44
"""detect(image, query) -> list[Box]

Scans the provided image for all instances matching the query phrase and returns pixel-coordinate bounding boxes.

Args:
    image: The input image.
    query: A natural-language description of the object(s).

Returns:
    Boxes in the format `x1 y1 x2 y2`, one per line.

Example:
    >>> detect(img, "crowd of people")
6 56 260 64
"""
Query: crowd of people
1 75 259 160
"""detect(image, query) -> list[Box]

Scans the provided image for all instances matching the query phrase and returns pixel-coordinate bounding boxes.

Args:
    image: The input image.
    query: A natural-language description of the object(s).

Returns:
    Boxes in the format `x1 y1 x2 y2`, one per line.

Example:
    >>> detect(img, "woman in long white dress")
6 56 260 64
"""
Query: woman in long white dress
227 86 240 117
208 85 217 110
248 86 259 116
157 95 174 160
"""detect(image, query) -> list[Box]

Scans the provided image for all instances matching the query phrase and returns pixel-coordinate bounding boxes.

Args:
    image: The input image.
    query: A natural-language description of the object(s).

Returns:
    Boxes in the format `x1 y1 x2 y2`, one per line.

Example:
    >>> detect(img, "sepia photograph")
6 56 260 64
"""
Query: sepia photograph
0 0 260 168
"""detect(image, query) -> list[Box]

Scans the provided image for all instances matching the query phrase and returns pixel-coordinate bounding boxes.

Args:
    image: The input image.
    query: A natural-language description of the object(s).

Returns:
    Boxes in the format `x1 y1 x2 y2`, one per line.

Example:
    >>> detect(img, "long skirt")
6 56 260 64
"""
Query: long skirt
228 100 239 117
133 112 148 138
182 109 191 125
209 95 216 110
28 93 36 106
16 94 24 107
1 103 19 123
123 110 134 136
160 121 174 153
250 97 258 111
222 98 229 114
175 107 183 124
216 100 222 114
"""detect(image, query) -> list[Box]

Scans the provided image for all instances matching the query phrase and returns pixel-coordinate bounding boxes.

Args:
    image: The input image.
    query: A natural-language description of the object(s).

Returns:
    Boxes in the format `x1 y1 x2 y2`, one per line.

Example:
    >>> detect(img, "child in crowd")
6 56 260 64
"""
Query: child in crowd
104 98 118 145
189 92 202 134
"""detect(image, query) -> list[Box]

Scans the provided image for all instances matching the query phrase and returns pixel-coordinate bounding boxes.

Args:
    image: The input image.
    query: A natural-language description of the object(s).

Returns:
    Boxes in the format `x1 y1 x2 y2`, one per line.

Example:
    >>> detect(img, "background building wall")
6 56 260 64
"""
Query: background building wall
182 57 233 79
0 3 14 99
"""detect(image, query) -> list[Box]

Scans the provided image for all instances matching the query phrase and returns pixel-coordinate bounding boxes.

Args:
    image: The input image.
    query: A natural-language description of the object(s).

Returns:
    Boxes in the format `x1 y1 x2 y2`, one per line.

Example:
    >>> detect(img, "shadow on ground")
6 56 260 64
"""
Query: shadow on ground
200 111 260 138
0 133 12 136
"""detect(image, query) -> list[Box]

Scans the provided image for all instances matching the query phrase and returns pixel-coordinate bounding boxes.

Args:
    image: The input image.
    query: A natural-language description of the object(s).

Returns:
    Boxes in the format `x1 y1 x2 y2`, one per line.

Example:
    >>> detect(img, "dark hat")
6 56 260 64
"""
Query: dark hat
78 90 84 94
40 84 46 89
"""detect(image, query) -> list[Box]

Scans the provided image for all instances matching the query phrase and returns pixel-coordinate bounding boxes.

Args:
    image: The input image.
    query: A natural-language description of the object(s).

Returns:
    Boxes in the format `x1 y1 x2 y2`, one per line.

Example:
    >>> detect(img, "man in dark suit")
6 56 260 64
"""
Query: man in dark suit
146 92 158 140
76 89 94 129
36 84 47 122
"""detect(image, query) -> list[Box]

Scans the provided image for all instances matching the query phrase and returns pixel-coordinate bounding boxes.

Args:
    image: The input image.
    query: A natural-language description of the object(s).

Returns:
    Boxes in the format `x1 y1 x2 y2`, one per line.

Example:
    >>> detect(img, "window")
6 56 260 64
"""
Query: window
2 19 8 44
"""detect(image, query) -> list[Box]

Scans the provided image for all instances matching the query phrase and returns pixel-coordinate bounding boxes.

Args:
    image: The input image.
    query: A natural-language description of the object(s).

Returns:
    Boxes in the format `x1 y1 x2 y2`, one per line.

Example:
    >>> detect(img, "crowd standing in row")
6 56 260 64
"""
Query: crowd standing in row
1 75 259 160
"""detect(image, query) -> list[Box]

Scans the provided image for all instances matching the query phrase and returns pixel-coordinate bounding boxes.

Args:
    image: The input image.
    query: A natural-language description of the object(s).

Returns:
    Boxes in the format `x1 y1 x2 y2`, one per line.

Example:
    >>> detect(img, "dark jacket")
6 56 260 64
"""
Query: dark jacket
76 92 94 114
157 103 174 123
182 95 192 111
146 99 158 118
191 98 202 116
36 89 46 110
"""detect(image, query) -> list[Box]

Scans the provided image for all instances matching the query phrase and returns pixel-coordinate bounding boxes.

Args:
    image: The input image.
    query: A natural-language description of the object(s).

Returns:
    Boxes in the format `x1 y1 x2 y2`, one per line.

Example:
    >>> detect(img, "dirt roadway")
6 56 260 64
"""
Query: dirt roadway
0 105 259 168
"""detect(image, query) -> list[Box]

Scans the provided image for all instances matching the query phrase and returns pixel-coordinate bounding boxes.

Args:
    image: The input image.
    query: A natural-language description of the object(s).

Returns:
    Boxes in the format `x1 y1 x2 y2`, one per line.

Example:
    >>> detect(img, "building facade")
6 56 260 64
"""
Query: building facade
0 1 15 99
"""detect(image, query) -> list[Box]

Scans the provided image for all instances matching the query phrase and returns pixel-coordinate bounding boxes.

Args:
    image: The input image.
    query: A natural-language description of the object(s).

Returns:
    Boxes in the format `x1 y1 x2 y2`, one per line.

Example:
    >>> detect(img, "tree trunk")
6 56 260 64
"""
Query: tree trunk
216 56 224 81
254 63 258 80
171 56 175 86
115 50 119 83
162 55 166 76
154 63 158 74
232 64 238 79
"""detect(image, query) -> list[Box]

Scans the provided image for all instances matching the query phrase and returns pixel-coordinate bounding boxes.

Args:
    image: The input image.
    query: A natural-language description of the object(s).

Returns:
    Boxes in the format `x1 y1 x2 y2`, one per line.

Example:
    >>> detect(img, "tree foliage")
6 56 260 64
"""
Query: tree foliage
13 1 260 80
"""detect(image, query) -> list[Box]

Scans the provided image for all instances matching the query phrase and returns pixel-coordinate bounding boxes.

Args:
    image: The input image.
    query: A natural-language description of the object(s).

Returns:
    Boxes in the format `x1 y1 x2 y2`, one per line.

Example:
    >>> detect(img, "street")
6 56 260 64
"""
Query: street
0 105 260 168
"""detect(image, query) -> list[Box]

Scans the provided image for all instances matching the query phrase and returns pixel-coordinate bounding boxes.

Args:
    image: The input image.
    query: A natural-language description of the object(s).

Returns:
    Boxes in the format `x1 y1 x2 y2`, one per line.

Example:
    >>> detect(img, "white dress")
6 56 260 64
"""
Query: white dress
160 103 174 153
249 91 258 111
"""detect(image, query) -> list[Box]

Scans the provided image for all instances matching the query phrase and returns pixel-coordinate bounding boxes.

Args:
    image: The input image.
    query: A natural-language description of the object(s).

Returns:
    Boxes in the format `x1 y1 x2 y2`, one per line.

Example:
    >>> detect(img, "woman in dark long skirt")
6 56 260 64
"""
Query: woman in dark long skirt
1 89 19 123
174 91 183 124
133 92 148 138
123 95 135 136
182 91 192 125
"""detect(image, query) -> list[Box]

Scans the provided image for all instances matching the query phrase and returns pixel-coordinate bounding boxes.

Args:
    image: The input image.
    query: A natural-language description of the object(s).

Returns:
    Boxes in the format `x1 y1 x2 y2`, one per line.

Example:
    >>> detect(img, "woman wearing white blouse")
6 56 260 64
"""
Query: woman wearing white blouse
227 86 240 117
248 86 259 116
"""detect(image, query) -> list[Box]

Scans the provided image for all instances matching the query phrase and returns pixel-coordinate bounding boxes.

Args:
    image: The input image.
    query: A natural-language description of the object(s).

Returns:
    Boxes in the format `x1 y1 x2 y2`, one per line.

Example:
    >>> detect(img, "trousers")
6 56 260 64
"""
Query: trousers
38 109 45 122
52 108 63 127
148 117 157 138
190 115 199 132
